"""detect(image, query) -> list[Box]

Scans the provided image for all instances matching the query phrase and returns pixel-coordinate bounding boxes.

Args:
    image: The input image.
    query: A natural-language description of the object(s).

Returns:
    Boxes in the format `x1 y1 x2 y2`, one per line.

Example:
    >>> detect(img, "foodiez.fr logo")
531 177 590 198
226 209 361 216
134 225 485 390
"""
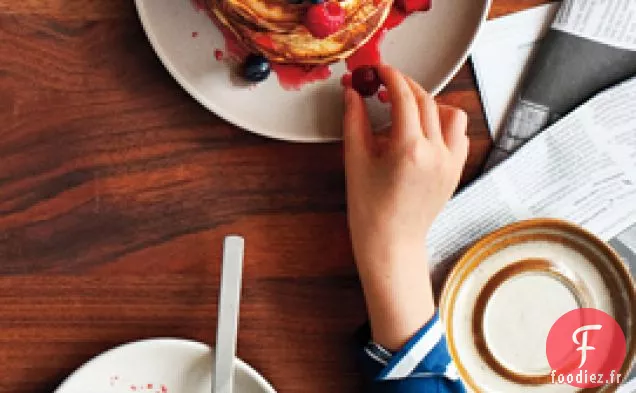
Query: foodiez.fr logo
546 308 627 388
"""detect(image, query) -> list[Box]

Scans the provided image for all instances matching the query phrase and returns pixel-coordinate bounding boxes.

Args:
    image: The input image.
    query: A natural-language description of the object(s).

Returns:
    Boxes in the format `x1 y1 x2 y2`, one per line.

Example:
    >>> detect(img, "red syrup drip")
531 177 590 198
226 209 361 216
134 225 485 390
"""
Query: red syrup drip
346 7 407 71
253 33 332 89
214 49 224 61
378 89 390 103
341 73 353 88
211 20 249 60
271 63 332 91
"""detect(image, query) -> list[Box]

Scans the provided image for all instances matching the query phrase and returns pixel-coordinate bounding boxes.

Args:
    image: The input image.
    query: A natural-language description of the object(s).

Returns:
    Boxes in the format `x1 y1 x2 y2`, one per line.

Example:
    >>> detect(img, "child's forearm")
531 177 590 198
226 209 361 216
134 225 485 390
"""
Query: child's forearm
357 248 436 352
343 66 468 391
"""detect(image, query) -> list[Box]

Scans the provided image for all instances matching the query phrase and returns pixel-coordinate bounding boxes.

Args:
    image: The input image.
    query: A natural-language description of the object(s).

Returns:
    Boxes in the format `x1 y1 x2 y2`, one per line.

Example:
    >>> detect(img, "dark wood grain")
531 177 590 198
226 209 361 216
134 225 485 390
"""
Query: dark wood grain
0 1 551 392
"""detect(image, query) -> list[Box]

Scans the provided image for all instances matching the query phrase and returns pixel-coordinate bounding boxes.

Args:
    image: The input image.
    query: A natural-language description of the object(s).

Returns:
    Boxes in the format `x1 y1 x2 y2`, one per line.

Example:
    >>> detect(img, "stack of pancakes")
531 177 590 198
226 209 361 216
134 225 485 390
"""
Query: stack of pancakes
208 0 394 64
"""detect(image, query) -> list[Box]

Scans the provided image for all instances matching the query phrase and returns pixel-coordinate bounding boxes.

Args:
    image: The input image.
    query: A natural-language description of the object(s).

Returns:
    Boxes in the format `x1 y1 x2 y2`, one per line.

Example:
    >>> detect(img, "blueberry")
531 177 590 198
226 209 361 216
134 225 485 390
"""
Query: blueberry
310 0 325 3
242 54 271 82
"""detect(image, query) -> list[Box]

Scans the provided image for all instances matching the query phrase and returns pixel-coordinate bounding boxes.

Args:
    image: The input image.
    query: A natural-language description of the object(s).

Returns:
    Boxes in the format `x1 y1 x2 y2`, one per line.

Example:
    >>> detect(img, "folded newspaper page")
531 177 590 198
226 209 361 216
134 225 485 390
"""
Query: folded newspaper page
484 0 636 169
428 76 636 275
471 3 559 138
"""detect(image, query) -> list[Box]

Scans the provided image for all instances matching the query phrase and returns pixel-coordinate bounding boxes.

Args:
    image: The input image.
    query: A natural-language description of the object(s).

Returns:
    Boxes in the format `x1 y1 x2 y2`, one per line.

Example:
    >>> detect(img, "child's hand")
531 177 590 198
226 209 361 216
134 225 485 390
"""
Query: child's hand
343 65 468 350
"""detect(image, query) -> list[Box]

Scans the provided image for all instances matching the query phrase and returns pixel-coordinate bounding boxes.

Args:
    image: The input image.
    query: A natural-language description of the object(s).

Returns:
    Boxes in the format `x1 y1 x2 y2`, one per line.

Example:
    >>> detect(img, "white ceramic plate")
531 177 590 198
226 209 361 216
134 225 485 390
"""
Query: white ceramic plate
55 339 276 393
135 0 492 142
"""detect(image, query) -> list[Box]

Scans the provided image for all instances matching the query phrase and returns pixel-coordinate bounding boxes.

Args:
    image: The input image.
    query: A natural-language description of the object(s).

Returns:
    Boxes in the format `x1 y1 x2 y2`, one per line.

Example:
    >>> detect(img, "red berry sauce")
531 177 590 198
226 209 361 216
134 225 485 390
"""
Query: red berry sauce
341 73 353 88
194 0 247 59
194 0 432 90
271 63 332 91
346 8 407 71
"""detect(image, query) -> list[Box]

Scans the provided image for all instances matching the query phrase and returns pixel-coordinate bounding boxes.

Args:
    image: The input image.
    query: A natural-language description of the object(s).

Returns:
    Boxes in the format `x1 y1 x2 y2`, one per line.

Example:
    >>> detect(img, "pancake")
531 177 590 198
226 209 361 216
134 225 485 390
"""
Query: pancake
208 0 394 64
224 0 371 32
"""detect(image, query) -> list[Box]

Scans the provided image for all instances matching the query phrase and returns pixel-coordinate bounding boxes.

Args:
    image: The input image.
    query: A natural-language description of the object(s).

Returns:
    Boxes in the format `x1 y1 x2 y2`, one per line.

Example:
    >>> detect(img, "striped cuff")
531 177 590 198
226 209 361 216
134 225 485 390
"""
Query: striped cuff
364 342 393 366
364 311 460 382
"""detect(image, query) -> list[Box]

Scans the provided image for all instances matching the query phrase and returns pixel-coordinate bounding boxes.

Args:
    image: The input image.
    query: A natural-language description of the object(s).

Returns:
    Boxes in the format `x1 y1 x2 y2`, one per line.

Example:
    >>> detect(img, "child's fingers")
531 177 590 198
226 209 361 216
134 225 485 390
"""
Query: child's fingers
376 65 421 144
438 104 469 165
343 88 373 159
403 75 443 145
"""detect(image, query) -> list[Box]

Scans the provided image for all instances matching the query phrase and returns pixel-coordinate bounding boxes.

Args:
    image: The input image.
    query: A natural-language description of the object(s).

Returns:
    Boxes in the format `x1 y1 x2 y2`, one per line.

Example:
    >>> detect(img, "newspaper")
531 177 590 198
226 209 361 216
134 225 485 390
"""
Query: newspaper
428 76 636 274
471 3 560 138
484 0 636 169
466 6 636 387
471 4 636 280
429 75 636 384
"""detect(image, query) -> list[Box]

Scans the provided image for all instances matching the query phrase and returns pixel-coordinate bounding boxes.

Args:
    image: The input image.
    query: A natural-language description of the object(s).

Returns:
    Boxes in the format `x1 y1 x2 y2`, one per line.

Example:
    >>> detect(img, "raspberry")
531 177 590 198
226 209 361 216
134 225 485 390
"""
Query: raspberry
304 2 346 39
395 0 432 14
352 66 382 97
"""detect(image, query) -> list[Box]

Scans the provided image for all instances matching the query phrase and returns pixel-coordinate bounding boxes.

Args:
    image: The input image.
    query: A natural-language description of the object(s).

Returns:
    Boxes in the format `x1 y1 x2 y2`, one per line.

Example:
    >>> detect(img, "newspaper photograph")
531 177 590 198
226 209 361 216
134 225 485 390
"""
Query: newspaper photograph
484 0 636 169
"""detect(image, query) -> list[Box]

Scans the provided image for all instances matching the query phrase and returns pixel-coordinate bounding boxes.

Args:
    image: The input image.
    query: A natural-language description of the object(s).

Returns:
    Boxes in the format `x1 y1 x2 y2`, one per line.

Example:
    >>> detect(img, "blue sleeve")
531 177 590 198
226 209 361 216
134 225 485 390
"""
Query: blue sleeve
358 312 466 393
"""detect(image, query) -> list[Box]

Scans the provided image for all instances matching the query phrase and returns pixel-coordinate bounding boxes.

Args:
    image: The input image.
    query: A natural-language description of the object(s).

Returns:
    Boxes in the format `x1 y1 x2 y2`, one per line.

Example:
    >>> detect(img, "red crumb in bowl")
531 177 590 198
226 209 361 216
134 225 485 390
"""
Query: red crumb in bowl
110 377 168 393
214 49 224 61
192 31 199 38
126 383 169 392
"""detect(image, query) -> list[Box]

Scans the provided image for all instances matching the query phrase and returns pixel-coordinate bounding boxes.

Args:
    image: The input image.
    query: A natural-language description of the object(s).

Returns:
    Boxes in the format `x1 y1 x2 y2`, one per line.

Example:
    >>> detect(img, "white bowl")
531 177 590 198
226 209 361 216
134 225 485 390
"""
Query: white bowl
55 338 276 393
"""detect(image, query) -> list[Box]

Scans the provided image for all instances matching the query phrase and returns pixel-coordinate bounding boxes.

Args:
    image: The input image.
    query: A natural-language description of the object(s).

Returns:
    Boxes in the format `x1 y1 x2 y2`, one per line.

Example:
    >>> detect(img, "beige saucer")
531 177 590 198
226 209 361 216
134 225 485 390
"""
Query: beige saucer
440 219 635 392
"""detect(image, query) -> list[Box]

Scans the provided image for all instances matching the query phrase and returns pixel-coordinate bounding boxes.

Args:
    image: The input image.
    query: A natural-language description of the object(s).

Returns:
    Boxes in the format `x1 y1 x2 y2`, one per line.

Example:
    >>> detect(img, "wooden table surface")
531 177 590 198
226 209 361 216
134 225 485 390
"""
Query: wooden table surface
0 1 550 392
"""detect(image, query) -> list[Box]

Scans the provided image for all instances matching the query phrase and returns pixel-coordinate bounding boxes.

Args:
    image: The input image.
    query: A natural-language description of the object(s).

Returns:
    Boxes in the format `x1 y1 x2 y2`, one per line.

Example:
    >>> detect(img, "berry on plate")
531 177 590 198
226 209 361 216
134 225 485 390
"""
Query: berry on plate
395 0 432 14
351 66 382 97
304 2 346 39
243 54 271 82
